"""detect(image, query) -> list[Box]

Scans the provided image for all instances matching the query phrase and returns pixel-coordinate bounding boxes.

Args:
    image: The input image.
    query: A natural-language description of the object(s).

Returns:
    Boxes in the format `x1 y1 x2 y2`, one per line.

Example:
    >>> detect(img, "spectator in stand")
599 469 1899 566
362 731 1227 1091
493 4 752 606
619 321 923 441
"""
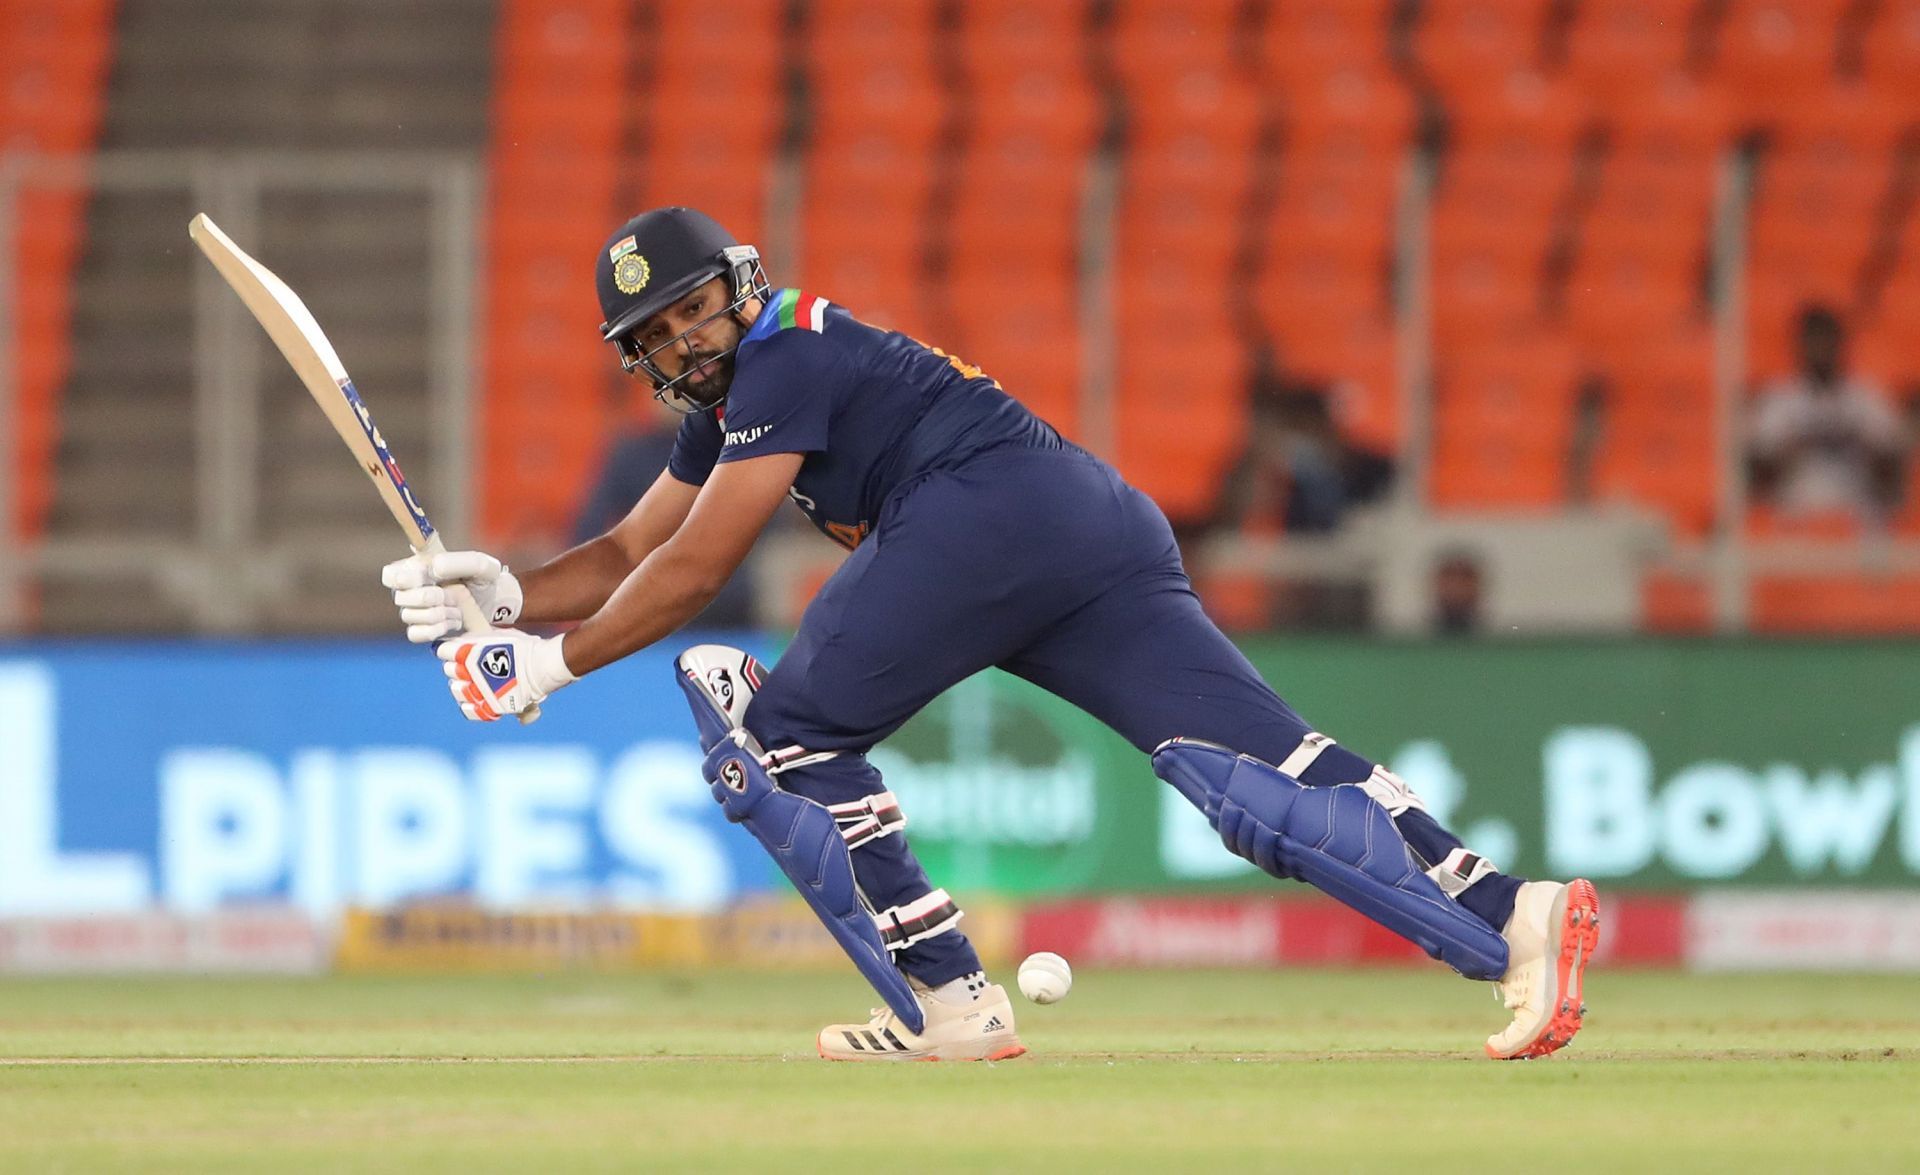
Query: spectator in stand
1189 351 1394 632
1209 354 1395 537
1432 548 1485 636
1748 305 1905 522
1564 375 1609 507
575 404 757 626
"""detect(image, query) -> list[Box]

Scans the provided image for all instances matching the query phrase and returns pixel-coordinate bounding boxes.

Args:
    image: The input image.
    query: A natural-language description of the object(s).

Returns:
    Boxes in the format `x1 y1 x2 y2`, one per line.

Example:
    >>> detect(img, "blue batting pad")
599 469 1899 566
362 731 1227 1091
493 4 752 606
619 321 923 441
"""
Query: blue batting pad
1153 738 1509 980
677 669 925 1034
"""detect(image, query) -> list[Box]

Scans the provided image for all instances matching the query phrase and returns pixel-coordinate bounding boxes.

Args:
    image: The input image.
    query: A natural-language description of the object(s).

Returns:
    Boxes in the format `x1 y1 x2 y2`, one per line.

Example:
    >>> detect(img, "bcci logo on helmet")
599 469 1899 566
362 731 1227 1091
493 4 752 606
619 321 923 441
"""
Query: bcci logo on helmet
607 232 652 295
614 253 650 295
719 759 748 793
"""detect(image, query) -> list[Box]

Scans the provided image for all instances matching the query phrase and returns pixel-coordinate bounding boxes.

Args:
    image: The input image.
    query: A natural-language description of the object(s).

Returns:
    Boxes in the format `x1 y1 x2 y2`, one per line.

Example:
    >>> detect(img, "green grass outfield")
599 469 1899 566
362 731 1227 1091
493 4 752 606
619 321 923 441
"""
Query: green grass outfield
0 969 1913 1172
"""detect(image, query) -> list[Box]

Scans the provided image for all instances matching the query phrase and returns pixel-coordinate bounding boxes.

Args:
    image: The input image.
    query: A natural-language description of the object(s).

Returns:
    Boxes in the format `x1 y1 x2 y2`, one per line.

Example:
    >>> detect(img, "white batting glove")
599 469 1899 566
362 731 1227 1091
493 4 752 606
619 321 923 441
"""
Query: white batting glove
436 629 576 722
382 550 524 644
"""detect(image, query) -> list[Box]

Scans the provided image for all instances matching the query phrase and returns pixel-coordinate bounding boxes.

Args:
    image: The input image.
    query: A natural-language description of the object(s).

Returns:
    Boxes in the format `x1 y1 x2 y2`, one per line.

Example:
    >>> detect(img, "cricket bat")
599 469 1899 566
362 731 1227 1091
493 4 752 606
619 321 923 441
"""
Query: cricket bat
188 213 538 722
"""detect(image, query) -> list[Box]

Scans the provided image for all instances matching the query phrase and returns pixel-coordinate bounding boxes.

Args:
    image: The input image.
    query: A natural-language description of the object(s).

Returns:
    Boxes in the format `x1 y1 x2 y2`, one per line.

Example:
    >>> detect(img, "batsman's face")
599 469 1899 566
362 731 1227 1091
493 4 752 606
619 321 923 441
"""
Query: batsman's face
632 276 754 397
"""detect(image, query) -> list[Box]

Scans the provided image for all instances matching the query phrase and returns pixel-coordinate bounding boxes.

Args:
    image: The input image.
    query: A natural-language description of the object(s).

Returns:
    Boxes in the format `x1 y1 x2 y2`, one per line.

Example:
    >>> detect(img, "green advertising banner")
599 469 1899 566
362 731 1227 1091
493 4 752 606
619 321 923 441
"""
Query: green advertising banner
877 640 1920 894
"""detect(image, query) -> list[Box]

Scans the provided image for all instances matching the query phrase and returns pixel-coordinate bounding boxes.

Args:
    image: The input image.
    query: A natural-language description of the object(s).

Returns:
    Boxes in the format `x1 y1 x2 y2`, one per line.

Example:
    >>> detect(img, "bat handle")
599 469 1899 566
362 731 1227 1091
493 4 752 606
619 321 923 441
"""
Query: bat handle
447 580 541 726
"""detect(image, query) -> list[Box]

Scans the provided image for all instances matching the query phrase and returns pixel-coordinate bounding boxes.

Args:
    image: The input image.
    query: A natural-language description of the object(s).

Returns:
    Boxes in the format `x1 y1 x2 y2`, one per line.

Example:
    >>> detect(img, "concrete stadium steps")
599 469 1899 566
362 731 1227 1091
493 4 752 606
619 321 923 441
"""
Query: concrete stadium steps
102 0 490 149
43 0 495 634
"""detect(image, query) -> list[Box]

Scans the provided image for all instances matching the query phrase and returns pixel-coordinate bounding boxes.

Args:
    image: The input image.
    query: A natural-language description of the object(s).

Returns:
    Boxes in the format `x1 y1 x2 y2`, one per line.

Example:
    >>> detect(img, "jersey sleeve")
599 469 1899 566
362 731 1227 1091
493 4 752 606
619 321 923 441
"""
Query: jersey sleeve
667 410 724 486
713 329 849 464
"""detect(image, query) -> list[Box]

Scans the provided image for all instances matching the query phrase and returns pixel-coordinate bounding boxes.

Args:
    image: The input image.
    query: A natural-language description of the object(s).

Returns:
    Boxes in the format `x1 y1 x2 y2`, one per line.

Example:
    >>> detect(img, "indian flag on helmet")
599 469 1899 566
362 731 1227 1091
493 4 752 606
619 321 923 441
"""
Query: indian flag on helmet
767 289 828 333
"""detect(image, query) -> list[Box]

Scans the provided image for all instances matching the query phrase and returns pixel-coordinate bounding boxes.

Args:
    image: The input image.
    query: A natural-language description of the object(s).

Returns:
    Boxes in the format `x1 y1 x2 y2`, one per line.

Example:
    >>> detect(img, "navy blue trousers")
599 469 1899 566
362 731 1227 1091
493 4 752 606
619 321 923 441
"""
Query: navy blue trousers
743 447 1507 986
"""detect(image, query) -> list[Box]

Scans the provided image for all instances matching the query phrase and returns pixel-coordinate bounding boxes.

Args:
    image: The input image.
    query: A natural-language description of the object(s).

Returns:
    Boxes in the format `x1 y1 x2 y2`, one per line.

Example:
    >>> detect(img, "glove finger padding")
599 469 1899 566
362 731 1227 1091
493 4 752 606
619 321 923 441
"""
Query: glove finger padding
427 550 502 586
392 585 448 609
402 606 463 645
381 555 433 591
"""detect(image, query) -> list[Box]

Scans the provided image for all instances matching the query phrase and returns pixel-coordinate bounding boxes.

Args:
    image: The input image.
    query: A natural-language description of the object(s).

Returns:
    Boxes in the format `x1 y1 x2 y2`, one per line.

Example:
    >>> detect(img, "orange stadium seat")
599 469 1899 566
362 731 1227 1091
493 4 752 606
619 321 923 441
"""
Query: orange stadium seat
806 256 932 340
1590 336 1719 532
1261 311 1402 448
1429 340 1581 510
1280 62 1417 154
1560 0 1700 100
1640 569 1713 632
1119 183 1245 267
1860 0 1920 90
1751 573 1920 634
634 159 770 249
1412 0 1555 90
1601 69 1737 167
1116 335 1249 522
1445 70 1586 157
811 0 937 39
1853 283 1920 394
1586 145 1718 228
961 0 1085 63
1706 0 1852 124
945 270 1076 339
645 0 785 61
811 74 947 149
1128 66 1264 154
965 67 1101 153
951 142 1087 227
1259 242 1387 328
1125 131 1258 211
1430 160 1565 345
1268 156 1398 247
1567 219 1708 337
947 209 1078 287
1260 0 1396 81
1111 0 1241 75
807 138 940 214
485 0 639 543
1770 76 1914 154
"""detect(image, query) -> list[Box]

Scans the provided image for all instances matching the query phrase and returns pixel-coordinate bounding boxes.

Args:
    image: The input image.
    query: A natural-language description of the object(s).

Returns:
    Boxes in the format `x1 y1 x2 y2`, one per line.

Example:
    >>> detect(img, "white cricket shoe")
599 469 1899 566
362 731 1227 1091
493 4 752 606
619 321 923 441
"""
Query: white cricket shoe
817 978 1026 1063
1485 878 1601 1060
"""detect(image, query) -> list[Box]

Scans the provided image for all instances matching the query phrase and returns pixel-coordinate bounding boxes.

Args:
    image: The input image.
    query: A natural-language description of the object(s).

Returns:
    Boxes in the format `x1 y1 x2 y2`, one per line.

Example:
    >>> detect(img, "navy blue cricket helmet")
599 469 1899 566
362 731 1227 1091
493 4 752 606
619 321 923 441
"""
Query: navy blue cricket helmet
596 207 770 412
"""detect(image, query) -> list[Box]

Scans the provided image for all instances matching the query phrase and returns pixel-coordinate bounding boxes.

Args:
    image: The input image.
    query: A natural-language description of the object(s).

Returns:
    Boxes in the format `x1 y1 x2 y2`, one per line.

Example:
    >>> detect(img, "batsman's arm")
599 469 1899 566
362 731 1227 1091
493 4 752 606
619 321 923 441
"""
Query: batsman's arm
560 452 803 675
515 468 702 623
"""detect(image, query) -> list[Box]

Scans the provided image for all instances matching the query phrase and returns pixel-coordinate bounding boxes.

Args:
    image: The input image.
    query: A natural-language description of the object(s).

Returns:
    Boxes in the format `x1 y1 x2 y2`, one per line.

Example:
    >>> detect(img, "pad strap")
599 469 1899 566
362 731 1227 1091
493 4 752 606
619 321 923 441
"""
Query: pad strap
1426 847 1497 898
761 743 842 776
1278 732 1336 777
874 889 963 952
1358 765 1430 817
827 791 907 848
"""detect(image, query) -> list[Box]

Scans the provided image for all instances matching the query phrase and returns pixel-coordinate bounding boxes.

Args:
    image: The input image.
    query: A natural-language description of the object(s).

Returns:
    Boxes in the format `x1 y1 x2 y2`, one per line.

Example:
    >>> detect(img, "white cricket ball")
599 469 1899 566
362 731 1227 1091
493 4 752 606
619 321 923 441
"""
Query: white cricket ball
1017 951 1073 1004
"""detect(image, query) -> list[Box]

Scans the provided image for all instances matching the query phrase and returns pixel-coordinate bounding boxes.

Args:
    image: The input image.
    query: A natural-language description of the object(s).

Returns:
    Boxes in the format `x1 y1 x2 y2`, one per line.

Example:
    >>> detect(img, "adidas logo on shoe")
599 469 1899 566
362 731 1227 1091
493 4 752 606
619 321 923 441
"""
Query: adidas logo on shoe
984 1016 1006 1032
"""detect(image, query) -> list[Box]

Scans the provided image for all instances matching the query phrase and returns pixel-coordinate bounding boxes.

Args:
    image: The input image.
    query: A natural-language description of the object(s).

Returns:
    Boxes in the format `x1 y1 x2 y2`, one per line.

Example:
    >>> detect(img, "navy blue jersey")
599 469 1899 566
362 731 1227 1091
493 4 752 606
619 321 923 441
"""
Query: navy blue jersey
667 289 1067 548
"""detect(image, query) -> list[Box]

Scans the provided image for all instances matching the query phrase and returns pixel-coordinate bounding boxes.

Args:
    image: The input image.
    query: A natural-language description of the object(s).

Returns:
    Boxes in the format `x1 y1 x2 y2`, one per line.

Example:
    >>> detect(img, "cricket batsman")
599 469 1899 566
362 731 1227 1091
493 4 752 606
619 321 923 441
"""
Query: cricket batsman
382 207 1600 1063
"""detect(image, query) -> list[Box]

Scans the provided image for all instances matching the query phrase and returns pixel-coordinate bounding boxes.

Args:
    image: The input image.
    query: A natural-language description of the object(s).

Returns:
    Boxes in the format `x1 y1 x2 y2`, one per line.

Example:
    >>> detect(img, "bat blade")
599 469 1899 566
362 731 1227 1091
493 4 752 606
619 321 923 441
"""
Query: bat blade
188 212 447 558
189 214 531 720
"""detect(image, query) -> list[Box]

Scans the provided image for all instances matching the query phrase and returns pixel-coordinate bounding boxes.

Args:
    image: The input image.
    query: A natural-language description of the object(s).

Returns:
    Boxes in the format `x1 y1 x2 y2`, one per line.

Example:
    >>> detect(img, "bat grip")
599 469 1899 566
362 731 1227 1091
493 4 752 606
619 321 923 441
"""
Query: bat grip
447 581 541 726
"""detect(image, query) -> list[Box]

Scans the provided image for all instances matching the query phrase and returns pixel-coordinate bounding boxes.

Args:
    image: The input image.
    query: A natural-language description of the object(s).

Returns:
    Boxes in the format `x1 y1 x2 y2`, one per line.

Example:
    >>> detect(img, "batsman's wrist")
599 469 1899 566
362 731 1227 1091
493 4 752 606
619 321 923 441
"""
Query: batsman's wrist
527 633 579 697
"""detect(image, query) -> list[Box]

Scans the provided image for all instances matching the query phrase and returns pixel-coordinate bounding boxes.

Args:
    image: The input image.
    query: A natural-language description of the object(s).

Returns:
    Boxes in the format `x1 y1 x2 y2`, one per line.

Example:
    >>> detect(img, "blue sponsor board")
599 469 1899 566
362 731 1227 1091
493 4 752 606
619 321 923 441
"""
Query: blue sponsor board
0 638 785 916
